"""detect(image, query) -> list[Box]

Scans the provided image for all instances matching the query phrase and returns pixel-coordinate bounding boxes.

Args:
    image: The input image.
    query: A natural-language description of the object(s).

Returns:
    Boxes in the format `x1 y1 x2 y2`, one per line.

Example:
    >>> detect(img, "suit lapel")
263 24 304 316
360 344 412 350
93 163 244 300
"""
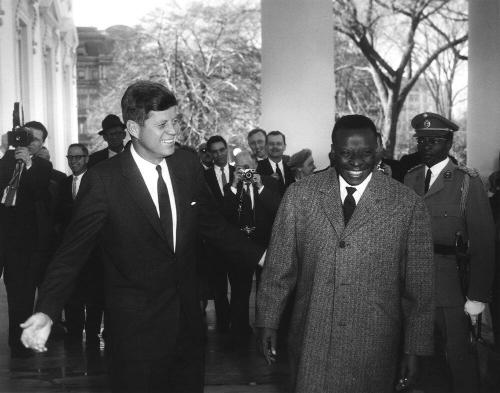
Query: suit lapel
424 160 456 200
344 171 389 237
318 168 345 237
166 152 189 253
120 150 168 244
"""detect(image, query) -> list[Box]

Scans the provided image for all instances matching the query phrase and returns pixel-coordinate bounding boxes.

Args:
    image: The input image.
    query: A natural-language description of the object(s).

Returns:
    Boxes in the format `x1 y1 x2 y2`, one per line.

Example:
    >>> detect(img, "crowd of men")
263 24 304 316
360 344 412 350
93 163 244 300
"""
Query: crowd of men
0 80 498 393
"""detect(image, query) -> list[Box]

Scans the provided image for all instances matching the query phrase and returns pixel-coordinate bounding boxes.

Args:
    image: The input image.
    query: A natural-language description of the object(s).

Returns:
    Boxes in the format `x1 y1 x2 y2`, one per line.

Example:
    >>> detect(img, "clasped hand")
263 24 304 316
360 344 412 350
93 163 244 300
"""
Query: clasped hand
20 312 53 352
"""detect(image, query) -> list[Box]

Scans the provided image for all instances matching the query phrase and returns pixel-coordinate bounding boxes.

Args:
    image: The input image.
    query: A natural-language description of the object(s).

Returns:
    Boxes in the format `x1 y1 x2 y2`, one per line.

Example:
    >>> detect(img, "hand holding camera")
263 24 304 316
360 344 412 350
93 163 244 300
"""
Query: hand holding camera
14 146 32 167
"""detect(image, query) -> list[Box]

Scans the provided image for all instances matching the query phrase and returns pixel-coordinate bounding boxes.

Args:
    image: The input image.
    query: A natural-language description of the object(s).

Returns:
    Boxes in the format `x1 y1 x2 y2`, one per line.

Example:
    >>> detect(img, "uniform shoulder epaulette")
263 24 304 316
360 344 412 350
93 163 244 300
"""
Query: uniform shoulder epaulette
406 164 425 174
456 165 479 177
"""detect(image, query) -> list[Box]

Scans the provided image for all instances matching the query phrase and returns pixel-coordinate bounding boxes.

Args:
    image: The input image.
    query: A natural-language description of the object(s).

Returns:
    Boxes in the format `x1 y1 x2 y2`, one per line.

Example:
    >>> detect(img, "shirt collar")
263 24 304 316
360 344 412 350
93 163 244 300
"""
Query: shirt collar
427 157 449 177
130 144 166 172
73 170 87 180
338 172 372 196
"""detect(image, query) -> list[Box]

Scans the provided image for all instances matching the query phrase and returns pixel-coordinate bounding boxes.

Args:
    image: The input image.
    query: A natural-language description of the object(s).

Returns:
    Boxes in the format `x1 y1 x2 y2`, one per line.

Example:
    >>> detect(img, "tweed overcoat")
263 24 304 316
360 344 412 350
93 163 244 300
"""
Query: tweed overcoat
256 168 435 393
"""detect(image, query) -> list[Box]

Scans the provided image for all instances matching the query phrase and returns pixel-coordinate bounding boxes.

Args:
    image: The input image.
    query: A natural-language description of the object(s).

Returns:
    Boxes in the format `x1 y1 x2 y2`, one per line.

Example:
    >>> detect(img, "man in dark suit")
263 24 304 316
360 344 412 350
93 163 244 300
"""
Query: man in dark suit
57 143 104 351
404 112 494 393
204 135 234 206
0 121 52 357
256 130 294 195
88 114 127 168
222 150 280 338
20 81 263 393
203 135 235 332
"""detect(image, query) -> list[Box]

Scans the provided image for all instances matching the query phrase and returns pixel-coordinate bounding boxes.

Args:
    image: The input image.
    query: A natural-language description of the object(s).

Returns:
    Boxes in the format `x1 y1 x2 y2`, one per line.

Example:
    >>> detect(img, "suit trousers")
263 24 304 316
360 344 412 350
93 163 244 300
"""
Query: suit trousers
435 306 479 393
109 309 204 393
3 248 42 349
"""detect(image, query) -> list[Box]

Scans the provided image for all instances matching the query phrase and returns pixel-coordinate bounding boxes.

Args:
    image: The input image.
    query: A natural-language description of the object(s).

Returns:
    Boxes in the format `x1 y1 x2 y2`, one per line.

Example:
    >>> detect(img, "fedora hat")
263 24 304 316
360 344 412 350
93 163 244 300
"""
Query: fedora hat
98 114 126 135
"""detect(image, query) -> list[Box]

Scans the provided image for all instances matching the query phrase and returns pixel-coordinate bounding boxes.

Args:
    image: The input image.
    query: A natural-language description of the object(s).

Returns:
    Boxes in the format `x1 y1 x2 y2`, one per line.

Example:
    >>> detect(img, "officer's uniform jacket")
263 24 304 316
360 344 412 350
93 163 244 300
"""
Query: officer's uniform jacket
405 159 495 306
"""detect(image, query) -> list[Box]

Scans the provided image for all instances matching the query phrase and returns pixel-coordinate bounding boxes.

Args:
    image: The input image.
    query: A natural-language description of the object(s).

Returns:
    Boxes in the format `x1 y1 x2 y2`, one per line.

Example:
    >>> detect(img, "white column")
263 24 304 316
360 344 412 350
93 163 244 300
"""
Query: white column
467 0 500 177
260 0 335 170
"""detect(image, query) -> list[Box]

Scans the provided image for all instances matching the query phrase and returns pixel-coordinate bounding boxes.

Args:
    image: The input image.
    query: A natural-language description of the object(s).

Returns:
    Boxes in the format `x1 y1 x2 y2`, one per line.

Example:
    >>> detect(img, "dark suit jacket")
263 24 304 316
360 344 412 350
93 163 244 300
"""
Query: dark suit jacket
0 151 52 253
222 176 281 247
36 148 262 361
256 158 294 195
204 164 235 206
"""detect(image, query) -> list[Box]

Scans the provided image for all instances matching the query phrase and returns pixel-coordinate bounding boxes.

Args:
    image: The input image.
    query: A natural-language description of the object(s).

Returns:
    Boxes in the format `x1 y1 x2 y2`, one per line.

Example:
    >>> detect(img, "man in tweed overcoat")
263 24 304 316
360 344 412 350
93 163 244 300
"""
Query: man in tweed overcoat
256 115 435 393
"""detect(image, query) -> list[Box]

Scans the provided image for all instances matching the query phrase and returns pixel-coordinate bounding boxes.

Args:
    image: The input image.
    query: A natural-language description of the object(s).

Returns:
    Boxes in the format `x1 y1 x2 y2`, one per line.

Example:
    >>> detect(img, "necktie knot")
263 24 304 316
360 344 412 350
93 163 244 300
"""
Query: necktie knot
156 165 162 175
346 186 356 196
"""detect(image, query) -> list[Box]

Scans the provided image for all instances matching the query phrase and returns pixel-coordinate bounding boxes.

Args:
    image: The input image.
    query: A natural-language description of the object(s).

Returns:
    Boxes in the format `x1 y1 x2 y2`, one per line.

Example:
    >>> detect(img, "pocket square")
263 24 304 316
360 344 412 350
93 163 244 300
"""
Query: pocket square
190 201 197 206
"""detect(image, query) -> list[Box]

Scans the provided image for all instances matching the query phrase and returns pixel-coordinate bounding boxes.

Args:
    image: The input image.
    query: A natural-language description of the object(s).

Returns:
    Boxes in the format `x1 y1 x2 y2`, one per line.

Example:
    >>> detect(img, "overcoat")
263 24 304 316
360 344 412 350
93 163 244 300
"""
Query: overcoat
256 168 435 393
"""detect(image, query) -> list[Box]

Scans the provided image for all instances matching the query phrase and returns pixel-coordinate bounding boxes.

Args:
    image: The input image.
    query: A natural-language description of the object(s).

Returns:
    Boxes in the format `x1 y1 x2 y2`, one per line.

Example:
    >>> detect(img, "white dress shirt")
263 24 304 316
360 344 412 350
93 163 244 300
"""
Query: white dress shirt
215 164 230 195
130 145 177 251
269 159 285 183
426 157 449 189
72 171 86 198
339 172 372 204
108 149 119 159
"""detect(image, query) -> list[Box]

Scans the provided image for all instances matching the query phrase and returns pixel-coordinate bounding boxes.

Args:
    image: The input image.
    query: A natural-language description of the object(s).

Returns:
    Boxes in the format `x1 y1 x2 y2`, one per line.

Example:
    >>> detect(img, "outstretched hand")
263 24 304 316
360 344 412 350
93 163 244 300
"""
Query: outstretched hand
20 312 53 352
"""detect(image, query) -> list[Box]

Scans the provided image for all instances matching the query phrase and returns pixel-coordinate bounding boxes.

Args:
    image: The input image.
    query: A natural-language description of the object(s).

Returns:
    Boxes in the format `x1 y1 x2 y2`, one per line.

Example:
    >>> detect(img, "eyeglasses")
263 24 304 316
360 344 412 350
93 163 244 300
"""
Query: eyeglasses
66 155 87 160
416 137 449 146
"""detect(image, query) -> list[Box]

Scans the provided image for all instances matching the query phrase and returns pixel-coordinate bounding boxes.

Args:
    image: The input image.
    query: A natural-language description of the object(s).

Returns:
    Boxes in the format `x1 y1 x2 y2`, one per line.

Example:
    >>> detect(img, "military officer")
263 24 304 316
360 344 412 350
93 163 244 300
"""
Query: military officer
404 112 495 393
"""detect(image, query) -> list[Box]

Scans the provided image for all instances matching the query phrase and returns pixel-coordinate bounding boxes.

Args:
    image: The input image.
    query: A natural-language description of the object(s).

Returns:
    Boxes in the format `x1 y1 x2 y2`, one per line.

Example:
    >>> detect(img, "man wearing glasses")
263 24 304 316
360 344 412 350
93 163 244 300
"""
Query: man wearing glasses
404 112 494 393
58 144 104 351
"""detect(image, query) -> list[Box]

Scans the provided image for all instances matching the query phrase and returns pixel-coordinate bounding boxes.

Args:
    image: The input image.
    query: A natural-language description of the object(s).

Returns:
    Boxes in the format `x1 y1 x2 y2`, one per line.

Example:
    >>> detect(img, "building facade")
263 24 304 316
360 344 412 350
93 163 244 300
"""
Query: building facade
0 0 78 171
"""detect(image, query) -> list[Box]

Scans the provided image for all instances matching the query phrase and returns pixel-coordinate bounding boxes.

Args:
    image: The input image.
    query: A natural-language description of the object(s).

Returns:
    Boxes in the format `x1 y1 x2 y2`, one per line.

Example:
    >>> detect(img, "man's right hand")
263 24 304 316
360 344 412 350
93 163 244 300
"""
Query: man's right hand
14 147 32 166
20 312 53 352
232 169 244 188
256 327 277 364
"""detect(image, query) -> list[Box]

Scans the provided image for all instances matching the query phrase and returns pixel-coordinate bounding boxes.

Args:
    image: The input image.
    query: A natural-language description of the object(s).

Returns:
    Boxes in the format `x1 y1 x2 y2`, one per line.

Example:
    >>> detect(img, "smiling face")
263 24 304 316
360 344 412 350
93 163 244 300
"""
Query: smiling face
266 134 286 161
248 132 266 159
331 127 378 186
128 106 179 164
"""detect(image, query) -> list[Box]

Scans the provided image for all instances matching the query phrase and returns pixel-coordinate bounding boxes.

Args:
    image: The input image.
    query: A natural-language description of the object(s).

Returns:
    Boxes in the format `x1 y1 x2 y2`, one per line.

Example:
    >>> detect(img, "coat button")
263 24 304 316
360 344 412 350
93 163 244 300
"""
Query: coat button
339 241 346 248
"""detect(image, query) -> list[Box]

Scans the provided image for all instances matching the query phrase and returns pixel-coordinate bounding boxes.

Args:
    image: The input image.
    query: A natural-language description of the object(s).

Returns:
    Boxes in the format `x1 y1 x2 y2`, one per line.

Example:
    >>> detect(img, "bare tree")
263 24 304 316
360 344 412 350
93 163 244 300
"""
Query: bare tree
333 0 468 156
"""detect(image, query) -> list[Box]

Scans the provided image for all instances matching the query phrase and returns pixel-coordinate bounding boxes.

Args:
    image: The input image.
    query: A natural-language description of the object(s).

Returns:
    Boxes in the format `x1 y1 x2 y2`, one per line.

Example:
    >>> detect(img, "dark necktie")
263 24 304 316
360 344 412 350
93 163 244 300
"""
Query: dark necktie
424 168 432 193
343 186 357 225
72 176 78 200
221 167 227 186
156 165 174 250
275 163 284 185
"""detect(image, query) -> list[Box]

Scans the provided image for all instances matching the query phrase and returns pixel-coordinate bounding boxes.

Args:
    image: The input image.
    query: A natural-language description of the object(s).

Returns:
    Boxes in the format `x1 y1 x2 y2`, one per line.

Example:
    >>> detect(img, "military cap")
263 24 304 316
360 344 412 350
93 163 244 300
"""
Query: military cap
411 112 459 137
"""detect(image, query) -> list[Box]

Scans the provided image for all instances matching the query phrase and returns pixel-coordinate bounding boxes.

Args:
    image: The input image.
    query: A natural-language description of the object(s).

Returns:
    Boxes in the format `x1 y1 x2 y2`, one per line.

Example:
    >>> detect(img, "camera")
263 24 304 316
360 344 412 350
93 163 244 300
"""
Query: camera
7 127 33 148
241 168 256 183
6 102 32 148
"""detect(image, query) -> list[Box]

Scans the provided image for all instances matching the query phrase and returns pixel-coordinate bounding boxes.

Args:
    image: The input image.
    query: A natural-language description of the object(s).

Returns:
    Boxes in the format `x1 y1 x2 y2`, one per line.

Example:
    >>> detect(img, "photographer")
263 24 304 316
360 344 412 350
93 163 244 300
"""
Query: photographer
222 150 281 340
0 121 52 357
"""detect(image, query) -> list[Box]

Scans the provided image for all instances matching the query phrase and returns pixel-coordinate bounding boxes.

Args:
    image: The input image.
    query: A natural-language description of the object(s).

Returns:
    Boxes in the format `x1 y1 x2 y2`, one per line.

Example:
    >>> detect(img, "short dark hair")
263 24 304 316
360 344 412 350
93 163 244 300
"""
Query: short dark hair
24 121 48 141
206 135 227 151
331 115 378 143
267 130 286 145
121 80 177 126
247 128 266 140
68 143 89 156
